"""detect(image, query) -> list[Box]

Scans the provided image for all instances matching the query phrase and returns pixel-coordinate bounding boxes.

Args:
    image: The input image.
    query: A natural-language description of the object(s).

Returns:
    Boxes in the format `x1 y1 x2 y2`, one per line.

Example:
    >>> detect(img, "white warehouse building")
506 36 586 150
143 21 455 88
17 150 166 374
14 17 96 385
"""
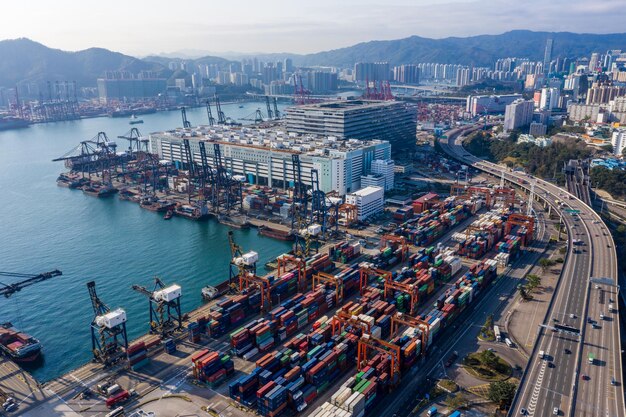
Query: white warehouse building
149 125 391 196
346 186 385 221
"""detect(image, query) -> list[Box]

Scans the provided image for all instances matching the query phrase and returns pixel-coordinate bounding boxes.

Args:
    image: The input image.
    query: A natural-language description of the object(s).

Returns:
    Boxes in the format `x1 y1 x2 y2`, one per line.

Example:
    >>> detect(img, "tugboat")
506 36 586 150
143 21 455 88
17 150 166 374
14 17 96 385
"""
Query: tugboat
129 114 144 125
0 323 42 364
163 209 174 220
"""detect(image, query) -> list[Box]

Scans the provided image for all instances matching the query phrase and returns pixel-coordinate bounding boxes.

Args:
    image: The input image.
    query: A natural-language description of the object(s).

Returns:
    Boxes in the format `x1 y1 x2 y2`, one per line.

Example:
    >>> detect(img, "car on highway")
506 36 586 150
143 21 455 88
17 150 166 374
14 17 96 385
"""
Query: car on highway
569 313 576 319
553 407 560 415
582 374 590 380
520 408 528 415
4 403 18 413
564 348 571 354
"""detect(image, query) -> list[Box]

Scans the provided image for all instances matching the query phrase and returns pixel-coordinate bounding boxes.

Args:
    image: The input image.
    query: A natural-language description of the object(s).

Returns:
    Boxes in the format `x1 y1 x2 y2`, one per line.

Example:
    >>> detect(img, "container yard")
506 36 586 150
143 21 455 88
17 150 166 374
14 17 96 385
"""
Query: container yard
1 168 540 417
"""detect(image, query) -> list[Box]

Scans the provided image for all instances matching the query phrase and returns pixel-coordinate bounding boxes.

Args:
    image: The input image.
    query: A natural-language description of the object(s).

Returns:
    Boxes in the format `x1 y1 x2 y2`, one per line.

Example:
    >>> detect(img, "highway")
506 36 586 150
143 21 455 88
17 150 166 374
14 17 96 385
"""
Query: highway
440 126 624 417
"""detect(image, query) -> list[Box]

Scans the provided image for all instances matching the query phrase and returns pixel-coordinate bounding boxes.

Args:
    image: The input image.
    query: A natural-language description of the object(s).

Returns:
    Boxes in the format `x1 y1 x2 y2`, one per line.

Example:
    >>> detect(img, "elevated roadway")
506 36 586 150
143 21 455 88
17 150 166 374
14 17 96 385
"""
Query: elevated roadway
440 126 624 417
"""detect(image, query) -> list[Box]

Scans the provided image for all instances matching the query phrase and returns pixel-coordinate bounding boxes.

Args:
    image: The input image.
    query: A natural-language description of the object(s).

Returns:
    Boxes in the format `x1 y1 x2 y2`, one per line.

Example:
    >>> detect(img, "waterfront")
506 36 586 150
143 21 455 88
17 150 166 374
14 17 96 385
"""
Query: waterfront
0 102 291 381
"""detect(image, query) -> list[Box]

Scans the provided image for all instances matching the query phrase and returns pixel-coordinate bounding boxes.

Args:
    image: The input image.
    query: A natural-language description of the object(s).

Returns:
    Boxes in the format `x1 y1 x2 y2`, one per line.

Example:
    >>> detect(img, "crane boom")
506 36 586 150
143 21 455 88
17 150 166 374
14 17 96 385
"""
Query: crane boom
0 270 62 298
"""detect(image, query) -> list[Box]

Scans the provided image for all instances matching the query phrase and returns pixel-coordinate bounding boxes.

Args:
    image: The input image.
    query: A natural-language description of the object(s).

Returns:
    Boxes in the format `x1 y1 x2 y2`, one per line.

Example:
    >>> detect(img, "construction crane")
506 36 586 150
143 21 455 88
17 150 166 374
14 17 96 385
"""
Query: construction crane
276 254 307 291
205 99 216 126
132 277 182 337
357 334 401 386
359 264 391 295
0 270 62 298
390 312 430 357
87 281 128 365
228 231 258 285
313 272 344 303
198 141 218 209
117 128 149 160
181 107 192 128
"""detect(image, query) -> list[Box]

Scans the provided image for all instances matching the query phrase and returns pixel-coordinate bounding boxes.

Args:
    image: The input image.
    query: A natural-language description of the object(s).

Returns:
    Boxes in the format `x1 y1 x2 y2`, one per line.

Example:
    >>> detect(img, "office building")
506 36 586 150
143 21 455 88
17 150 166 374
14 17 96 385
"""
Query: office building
611 129 626 156
360 174 386 189
284 100 416 150
371 159 395 191
150 124 391 196
543 39 553 75
346 186 385 221
466 94 523 116
504 99 534 131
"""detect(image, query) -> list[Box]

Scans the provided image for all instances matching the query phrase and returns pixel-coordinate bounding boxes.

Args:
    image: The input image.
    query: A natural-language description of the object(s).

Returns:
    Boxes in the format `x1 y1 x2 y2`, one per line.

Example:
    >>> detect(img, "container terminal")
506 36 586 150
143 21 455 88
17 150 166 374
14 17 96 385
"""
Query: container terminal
0 130 544 417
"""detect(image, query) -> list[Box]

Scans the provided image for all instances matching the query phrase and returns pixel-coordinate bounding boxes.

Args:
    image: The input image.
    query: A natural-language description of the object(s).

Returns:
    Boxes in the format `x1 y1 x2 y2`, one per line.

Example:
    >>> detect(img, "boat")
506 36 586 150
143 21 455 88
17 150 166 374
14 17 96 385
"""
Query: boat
118 188 141 202
139 196 175 212
0 323 42 363
0 116 30 131
218 215 249 229
201 280 230 300
258 225 294 241
57 174 89 189
238 104 244 108
82 183 118 197
174 204 209 220
163 209 174 220
129 114 144 125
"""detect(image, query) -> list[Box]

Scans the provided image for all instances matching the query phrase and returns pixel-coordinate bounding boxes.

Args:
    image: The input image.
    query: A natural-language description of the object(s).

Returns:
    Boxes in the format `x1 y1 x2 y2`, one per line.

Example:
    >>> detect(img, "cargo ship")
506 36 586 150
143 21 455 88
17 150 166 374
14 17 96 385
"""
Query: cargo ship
0 116 30 131
57 173 89 189
82 183 118 197
258 225 293 241
139 196 175 212
0 324 42 363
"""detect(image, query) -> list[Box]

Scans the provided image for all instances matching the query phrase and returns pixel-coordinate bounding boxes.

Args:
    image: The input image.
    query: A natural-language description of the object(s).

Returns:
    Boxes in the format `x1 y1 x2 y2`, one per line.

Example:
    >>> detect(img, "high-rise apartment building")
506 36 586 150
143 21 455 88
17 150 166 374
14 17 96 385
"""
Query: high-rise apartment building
504 99 534 131
354 62 390 82
393 65 420 85
611 129 626 156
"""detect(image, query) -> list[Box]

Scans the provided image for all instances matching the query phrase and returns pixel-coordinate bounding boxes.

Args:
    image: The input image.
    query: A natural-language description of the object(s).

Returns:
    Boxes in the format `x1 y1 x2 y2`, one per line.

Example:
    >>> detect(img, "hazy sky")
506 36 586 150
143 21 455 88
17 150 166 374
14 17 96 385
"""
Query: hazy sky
1 0 625 56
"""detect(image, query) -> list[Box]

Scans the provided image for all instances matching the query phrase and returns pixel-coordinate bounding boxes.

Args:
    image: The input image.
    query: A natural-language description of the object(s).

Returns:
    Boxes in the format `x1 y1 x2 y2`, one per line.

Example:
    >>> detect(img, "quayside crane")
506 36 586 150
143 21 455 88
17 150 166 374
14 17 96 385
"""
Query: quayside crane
181 107 192 128
132 277 182 337
0 270 62 298
87 281 128 366
228 231 258 285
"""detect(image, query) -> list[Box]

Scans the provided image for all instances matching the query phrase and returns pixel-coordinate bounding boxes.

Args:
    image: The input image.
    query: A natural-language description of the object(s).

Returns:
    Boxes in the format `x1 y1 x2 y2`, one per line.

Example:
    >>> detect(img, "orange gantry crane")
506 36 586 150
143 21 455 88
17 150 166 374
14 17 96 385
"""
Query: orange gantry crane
380 235 409 262
312 271 344 303
493 187 516 208
451 184 493 207
504 213 535 244
330 310 371 336
276 254 307 291
238 272 272 312
338 203 358 227
390 312 430 357
384 279 420 316
359 264 392 295
357 334 401 386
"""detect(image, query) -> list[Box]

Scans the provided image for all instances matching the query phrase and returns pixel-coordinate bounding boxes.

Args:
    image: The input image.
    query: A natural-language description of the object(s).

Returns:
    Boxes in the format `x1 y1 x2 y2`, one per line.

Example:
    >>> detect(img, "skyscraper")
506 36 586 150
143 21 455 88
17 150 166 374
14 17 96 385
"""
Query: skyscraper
543 39 553 75
589 53 600 72
503 99 534 131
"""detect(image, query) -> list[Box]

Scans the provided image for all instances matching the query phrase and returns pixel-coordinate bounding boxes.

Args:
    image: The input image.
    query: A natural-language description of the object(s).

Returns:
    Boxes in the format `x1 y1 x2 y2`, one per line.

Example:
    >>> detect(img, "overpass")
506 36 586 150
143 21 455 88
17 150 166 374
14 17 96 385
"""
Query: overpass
439 126 624 417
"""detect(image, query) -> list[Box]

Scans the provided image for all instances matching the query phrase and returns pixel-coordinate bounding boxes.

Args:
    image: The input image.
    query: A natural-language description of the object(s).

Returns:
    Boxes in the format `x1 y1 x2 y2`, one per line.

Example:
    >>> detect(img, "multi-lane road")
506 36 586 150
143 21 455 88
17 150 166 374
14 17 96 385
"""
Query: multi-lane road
440 126 624 417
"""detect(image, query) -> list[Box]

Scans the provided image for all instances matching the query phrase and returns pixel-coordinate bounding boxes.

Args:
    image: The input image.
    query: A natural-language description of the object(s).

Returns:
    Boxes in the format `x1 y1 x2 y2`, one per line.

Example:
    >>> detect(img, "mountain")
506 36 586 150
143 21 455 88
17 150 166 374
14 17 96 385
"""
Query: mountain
0 38 167 88
293 30 626 67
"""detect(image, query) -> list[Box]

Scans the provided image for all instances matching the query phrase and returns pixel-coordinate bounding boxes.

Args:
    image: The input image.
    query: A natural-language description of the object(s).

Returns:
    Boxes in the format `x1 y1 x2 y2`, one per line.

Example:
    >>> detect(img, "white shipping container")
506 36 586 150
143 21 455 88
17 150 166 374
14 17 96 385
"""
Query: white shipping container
371 325 382 339
351 242 361 254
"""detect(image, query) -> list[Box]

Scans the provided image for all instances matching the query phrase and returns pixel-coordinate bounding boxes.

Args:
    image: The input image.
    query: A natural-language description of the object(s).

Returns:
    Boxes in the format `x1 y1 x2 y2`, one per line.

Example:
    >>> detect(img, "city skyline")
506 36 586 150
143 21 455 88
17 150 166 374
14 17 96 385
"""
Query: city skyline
1 0 625 57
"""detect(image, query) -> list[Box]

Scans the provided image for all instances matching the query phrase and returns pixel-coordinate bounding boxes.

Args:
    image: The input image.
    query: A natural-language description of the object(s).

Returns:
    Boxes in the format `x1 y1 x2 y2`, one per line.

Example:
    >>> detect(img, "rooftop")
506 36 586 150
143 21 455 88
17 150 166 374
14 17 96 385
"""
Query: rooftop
285 99 401 112
150 123 389 156
350 186 384 196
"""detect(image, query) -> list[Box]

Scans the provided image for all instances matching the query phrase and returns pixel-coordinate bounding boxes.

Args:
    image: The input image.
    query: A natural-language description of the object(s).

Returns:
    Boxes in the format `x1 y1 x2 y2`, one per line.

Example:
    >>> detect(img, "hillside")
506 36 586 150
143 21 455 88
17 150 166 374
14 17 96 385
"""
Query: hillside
0 38 167 88
293 30 626 67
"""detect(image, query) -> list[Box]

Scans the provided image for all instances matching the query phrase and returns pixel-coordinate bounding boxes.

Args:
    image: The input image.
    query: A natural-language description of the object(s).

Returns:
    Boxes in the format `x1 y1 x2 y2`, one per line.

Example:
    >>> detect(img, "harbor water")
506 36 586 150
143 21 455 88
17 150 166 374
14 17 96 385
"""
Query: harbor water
0 102 291 381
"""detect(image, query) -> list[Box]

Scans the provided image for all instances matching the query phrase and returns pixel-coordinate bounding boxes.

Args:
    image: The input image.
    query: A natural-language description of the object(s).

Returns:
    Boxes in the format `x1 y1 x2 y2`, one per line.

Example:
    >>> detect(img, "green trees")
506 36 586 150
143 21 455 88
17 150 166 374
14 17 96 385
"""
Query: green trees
538 258 556 272
526 274 541 291
488 381 517 408
591 166 626 199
